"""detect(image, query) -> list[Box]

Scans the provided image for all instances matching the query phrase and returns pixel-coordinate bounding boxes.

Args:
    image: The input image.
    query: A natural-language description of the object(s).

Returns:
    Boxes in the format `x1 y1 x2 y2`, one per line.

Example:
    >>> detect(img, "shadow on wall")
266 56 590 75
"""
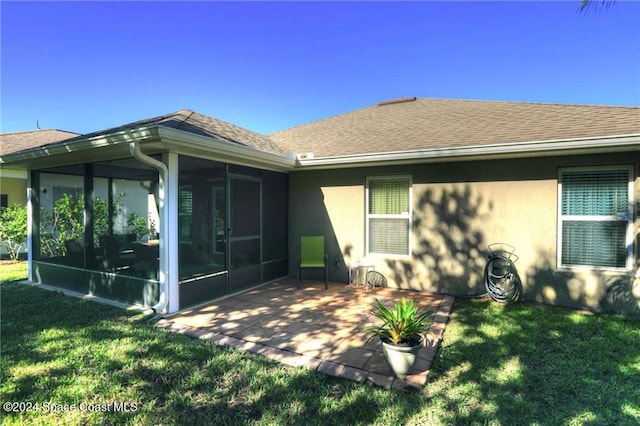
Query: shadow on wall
291 175 639 316
526 249 640 317
380 183 639 316
386 184 494 296
605 277 640 316
290 185 351 285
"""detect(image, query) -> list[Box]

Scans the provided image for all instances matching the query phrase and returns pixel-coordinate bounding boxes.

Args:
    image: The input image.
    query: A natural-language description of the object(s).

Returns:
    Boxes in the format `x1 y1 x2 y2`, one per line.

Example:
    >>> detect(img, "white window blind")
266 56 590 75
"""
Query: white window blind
559 167 632 269
367 176 411 256
178 186 193 242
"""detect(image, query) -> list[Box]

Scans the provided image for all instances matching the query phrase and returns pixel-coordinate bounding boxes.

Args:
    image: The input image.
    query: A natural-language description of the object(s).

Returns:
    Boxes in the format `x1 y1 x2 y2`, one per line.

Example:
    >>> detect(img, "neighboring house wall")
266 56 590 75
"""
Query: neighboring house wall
0 174 28 257
38 173 153 236
289 151 639 315
1 129 80 208
0 176 27 206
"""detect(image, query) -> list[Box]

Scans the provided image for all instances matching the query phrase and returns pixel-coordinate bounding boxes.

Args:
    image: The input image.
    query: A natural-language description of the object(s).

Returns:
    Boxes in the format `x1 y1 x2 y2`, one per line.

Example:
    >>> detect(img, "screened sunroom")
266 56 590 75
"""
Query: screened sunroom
31 159 161 306
6 110 294 313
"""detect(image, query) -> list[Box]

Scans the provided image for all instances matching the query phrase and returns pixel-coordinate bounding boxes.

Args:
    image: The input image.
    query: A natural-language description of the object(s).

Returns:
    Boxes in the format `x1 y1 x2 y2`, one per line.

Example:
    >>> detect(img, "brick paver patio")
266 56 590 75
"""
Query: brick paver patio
155 278 454 391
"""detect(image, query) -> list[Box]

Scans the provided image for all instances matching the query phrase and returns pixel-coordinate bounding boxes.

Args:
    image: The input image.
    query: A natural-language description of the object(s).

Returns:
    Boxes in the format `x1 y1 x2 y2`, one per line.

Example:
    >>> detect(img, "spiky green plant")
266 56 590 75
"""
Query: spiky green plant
365 298 434 345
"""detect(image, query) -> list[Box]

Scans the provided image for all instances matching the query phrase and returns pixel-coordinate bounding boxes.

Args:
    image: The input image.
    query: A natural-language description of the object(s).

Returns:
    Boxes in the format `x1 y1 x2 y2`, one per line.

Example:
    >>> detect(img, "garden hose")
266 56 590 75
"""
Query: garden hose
484 244 520 303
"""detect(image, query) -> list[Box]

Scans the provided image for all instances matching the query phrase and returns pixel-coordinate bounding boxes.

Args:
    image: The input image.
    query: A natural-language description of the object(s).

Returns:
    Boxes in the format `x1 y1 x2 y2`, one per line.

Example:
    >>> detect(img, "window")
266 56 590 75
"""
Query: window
366 176 411 256
0 194 7 209
558 166 633 270
53 186 83 203
178 186 193 243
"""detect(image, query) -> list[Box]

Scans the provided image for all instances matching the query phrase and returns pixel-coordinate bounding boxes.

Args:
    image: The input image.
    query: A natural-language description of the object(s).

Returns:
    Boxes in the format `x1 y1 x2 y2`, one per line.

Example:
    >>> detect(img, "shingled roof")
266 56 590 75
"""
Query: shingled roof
270 97 640 158
0 129 79 156
1 109 284 160
3 99 638 165
74 109 284 155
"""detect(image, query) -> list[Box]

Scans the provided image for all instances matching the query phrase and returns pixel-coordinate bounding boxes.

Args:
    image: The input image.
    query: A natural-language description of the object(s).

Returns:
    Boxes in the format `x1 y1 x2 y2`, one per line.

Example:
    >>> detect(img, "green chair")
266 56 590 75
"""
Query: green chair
298 236 328 290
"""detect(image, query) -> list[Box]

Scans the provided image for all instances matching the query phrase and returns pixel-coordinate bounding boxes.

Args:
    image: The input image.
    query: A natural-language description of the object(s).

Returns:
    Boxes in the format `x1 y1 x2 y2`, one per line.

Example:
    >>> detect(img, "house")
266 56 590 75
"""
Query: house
0 129 79 257
1 98 639 315
0 129 79 207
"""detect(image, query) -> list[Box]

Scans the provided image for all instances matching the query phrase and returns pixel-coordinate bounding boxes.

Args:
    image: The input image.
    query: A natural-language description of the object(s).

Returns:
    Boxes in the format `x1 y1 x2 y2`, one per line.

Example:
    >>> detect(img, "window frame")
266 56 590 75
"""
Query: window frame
557 164 634 272
365 175 412 258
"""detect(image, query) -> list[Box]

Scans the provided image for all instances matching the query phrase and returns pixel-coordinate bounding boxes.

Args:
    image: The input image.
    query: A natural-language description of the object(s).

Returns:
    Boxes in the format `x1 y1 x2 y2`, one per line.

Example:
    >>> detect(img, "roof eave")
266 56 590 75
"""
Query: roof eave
2 126 637 172
156 127 296 172
0 127 160 169
0 125 297 172
294 134 640 170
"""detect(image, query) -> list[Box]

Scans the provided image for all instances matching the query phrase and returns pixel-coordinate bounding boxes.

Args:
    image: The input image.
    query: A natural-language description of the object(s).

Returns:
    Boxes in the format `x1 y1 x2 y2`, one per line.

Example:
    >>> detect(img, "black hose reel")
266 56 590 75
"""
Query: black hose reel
484 243 521 303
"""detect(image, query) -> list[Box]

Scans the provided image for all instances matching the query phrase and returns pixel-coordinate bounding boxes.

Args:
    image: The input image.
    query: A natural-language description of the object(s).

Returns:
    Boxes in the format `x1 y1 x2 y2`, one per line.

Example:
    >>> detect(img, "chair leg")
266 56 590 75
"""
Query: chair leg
298 267 301 290
324 265 328 290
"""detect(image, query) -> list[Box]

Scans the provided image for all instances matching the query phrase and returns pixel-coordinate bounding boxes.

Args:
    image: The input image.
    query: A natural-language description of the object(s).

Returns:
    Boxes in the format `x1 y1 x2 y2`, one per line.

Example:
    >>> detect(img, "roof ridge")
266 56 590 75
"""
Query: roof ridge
179 109 272 138
175 109 196 131
412 97 640 109
75 109 193 139
0 129 79 136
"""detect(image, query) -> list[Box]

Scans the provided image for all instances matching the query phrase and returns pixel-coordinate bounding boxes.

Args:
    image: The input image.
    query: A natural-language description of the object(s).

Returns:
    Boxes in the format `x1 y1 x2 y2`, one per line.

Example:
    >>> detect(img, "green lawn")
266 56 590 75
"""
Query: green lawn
0 261 27 283
1 282 639 425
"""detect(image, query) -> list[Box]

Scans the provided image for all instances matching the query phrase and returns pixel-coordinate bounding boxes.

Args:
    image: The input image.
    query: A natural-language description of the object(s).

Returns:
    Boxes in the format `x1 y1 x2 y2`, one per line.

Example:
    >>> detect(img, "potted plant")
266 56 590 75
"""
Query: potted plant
365 297 434 379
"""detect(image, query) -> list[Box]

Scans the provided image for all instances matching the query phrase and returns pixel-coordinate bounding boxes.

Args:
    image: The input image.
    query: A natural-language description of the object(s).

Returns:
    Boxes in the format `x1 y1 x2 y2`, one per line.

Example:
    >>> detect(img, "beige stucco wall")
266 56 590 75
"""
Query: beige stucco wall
289 151 640 316
0 176 27 206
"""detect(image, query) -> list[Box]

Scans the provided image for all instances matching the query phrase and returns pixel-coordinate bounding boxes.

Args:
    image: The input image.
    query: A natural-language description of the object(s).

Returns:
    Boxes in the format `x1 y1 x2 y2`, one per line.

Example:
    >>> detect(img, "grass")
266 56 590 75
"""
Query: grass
1 283 639 425
0 261 27 283
427 299 640 424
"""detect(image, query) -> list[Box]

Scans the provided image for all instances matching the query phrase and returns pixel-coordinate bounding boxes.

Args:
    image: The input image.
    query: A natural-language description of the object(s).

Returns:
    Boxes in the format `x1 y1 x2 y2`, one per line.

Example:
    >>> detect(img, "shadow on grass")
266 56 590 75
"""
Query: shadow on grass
1 282 424 425
427 298 640 424
3 281 639 424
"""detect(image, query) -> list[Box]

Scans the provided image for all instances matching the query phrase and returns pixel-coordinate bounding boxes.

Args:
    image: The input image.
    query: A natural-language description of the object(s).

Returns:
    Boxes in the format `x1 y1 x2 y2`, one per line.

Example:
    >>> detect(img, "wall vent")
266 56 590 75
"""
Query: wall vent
296 152 314 160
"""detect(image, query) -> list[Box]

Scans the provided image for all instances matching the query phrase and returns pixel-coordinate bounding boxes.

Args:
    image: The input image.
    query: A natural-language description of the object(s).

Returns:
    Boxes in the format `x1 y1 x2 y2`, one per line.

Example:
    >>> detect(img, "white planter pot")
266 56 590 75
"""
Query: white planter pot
381 340 421 379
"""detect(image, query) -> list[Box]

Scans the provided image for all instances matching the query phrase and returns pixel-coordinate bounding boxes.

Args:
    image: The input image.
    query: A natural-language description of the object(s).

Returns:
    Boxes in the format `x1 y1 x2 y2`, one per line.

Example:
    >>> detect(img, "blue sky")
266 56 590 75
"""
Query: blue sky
1 1 639 135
